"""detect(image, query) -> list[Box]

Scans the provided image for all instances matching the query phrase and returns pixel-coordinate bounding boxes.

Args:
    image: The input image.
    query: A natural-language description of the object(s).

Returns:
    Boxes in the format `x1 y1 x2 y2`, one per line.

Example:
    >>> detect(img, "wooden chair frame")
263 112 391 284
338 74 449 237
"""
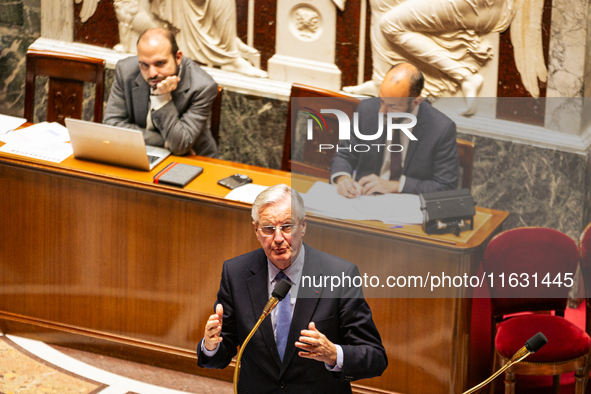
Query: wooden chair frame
210 85 224 145
25 49 105 125
456 138 474 191
282 83 360 178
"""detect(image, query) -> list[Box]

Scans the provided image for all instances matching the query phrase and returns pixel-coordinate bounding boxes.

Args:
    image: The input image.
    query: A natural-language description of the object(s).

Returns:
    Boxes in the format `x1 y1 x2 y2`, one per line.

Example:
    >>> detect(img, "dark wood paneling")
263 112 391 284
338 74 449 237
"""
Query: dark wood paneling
0 149 507 394
496 0 553 125
253 0 277 70
336 0 362 88
74 0 119 49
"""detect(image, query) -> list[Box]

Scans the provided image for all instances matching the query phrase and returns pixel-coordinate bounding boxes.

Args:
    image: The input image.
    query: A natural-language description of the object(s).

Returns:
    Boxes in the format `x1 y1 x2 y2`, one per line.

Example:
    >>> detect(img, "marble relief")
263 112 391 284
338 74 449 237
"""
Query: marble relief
341 0 548 117
76 0 268 77
458 133 586 240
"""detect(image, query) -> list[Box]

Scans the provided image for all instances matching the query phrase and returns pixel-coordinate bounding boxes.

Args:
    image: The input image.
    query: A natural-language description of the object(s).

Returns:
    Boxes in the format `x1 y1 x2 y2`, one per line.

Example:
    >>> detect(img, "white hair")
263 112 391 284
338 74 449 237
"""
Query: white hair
251 184 306 223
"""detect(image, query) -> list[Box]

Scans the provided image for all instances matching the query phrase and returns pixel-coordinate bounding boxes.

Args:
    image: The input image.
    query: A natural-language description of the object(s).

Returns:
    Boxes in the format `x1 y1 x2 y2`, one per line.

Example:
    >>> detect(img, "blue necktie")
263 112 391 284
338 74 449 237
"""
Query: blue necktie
275 271 291 362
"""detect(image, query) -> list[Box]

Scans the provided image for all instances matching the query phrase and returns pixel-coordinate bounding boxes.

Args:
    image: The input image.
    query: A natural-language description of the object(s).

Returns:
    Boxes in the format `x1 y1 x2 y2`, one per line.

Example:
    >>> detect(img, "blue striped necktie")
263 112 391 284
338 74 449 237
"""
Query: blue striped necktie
274 271 291 362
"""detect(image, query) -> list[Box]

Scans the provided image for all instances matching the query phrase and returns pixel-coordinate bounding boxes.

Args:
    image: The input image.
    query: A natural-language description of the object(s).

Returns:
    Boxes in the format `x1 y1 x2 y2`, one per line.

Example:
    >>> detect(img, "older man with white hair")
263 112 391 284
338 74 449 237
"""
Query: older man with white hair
197 184 387 393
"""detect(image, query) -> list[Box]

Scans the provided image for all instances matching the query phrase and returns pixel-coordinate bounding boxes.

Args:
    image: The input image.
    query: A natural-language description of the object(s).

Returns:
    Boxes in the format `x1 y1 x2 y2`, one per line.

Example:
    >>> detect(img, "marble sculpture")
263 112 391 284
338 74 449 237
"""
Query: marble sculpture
76 0 268 78
338 0 548 115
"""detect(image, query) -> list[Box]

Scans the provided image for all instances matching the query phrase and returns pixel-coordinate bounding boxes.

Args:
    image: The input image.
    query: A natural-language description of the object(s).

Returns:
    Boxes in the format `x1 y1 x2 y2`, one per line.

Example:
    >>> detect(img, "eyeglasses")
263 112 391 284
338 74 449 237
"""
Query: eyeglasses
257 222 300 237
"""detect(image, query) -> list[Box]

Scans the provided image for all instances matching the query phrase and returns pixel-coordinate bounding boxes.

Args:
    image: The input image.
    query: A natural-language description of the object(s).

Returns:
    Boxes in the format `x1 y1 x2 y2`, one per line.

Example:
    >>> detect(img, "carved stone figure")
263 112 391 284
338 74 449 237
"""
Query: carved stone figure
77 0 267 78
151 0 267 77
113 0 161 53
338 0 547 115
294 7 320 38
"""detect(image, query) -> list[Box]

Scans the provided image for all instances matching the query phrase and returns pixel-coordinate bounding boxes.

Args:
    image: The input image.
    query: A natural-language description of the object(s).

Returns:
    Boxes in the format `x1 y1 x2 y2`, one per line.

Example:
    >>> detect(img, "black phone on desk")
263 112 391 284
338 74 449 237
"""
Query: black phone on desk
218 174 253 189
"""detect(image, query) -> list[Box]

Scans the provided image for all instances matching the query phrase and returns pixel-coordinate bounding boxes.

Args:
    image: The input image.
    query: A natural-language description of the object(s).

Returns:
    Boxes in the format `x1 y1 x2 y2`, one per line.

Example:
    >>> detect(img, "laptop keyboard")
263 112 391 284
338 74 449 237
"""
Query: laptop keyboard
148 155 160 164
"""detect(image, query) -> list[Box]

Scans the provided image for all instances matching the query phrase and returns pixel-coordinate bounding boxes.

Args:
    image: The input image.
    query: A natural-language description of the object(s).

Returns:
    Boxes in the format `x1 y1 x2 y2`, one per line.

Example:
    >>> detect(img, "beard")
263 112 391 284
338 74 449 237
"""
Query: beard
148 61 180 86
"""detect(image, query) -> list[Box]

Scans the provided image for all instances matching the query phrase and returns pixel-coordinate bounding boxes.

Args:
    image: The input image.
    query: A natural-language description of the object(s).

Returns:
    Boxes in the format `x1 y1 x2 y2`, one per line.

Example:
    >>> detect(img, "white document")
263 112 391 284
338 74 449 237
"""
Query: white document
0 122 70 145
225 184 269 204
0 142 73 163
301 181 423 224
0 114 26 134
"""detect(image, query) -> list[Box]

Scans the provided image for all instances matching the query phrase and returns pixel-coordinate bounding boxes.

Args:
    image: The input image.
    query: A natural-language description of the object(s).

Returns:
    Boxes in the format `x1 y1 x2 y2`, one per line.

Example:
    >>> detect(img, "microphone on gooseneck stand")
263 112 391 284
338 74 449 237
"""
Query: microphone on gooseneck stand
525 332 548 353
233 279 292 394
462 332 548 394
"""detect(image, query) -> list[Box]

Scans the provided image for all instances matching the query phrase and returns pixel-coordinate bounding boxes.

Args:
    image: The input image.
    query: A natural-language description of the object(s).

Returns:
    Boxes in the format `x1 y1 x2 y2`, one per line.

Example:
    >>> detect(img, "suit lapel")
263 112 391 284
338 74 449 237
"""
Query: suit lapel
403 102 427 173
246 253 282 368
132 73 149 128
279 245 323 377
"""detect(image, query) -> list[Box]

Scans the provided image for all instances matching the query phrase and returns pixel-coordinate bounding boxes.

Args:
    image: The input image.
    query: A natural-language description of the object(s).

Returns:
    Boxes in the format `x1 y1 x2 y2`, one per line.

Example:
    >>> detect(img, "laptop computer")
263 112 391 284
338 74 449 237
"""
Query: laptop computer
66 118 171 171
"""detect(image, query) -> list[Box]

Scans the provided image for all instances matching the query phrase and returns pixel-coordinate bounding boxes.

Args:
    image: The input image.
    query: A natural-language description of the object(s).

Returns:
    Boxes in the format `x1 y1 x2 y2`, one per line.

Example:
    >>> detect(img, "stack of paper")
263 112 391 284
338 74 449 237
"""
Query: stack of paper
301 181 424 225
0 114 26 134
0 122 73 163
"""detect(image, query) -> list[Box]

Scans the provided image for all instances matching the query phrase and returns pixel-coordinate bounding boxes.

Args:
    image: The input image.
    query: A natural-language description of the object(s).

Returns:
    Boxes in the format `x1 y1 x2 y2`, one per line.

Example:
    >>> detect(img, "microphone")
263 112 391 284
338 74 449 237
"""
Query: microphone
263 279 292 315
525 332 548 353
462 332 548 394
233 279 292 394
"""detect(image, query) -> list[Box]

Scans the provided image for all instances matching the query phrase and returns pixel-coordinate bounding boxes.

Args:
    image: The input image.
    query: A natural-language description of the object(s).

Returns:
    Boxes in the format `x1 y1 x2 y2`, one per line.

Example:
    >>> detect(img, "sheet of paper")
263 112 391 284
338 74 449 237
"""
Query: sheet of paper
0 142 73 163
301 181 357 216
225 184 269 203
0 122 70 145
0 114 26 134
301 181 423 224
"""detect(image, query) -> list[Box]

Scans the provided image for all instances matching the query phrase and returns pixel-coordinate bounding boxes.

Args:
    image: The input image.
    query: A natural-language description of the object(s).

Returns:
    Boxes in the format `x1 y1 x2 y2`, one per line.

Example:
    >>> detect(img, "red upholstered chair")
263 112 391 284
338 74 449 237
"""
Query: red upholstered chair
482 227 590 394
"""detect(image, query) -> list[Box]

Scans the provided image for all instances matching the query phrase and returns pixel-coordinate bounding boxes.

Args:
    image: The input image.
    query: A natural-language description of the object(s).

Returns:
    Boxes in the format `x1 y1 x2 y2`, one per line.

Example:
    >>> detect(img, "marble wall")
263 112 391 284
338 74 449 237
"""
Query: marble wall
0 0 40 117
458 133 587 240
218 90 287 168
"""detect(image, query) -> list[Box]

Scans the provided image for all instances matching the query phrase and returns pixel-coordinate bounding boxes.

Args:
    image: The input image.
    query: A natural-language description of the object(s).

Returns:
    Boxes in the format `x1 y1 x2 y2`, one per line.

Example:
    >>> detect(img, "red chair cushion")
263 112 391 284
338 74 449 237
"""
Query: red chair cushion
496 315 591 363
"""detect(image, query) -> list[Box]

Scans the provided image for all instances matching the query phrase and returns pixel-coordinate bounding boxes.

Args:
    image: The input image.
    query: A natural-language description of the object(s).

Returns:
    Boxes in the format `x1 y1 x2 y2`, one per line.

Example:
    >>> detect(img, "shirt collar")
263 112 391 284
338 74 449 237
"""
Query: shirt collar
267 245 306 297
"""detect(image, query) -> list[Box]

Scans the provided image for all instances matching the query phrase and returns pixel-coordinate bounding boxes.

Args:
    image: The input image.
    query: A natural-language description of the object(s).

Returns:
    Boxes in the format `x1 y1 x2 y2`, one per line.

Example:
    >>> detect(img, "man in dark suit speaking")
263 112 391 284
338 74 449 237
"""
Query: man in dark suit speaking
197 184 387 393
330 63 459 197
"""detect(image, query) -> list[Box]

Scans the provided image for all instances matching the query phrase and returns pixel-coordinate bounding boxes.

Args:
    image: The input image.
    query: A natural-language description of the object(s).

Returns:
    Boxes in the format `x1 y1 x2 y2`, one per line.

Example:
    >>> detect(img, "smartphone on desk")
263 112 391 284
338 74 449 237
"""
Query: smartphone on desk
218 173 253 190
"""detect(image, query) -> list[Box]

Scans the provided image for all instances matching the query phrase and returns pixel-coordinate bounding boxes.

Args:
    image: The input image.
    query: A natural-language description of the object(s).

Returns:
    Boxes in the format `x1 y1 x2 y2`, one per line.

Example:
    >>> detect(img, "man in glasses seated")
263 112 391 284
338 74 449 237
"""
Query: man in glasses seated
197 184 387 393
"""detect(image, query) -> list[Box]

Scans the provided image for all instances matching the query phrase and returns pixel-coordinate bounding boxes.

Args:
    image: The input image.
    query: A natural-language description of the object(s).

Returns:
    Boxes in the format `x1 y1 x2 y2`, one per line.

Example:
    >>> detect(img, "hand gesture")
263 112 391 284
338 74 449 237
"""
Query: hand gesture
152 75 180 96
336 175 361 198
295 322 337 366
203 303 223 351
358 174 400 195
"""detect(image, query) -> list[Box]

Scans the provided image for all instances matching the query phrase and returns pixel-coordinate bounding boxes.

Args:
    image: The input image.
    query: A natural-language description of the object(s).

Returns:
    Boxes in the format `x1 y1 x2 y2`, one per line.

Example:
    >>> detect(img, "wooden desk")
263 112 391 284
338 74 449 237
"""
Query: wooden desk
0 140 508 394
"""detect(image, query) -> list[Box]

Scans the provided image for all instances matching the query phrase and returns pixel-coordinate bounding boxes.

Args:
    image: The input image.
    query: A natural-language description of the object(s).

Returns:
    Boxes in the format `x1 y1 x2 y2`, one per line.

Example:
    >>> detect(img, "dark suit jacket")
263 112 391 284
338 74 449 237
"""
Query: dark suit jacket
197 244 387 394
104 56 218 157
330 99 459 194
